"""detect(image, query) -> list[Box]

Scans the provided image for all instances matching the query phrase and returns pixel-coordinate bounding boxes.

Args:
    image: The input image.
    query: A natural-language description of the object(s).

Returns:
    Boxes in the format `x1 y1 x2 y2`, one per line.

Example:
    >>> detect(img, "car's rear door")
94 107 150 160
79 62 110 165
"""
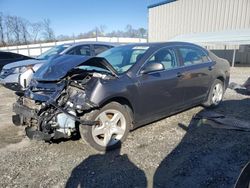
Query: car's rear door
175 45 214 106
136 47 184 123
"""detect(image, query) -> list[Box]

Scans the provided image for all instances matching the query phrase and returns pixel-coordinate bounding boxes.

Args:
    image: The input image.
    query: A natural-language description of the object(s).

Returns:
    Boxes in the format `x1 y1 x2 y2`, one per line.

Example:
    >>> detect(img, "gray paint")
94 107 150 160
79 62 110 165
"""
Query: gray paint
26 42 230 128
86 43 230 127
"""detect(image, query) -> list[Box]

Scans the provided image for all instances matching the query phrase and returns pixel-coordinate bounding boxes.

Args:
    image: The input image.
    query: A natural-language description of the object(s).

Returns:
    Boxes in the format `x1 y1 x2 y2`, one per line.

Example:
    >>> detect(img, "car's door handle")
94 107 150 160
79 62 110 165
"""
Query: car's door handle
208 66 214 71
176 72 184 78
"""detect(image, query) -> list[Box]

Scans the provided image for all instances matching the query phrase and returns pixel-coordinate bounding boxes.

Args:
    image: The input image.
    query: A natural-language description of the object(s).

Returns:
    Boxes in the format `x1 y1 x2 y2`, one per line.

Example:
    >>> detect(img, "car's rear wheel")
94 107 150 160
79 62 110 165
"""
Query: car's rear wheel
203 79 224 107
79 102 131 151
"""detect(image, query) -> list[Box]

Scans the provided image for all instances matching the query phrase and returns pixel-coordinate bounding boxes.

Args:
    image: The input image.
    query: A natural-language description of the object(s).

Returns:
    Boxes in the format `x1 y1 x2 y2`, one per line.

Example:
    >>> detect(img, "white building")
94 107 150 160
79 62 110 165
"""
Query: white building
148 0 250 66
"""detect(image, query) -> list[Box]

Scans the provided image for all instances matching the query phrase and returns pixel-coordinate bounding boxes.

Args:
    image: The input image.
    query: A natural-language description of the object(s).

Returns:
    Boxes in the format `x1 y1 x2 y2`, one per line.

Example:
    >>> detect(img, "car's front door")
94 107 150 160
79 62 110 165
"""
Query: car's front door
135 47 184 124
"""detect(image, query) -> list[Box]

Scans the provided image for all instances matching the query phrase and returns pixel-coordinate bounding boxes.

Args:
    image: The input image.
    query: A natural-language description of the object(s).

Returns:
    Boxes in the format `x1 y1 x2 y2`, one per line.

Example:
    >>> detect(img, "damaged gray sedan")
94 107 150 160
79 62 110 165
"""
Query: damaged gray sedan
12 42 230 151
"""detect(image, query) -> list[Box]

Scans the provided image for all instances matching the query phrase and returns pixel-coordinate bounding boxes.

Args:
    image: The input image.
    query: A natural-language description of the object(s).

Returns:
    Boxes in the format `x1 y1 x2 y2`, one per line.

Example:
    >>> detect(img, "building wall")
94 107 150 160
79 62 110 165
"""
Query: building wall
148 0 250 42
211 49 250 66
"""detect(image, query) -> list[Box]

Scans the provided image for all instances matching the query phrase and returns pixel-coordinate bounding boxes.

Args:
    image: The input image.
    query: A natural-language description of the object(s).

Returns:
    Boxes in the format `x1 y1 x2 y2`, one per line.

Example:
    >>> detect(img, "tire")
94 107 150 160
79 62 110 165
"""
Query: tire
79 102 131 151
203 79 224 108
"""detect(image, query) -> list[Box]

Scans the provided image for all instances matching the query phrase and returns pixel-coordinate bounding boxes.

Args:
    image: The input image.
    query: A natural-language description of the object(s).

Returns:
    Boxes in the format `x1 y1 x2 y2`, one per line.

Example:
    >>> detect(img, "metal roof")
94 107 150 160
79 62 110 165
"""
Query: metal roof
169 29 250 45
148 0 177 9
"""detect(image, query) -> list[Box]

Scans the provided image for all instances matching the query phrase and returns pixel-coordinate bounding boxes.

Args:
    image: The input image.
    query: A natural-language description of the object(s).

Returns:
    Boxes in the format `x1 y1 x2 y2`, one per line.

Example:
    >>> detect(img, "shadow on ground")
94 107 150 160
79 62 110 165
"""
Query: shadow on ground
214 98 250 121
64 99 250 188
66 142 147 188
153 99 250 188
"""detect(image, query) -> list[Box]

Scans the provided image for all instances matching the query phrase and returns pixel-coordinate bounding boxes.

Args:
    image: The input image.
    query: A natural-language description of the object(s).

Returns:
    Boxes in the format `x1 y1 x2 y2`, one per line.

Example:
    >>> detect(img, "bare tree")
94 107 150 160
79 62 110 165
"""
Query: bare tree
125 24 135 37
42 19 55 41
138 28 147 38
31 22 42 42
0 12 147 46
125 24 145 37
5 16 14 44
97 25 106 36
12 16 21 44
56 34 71 41
77 29 96 39
0 12 5 46
5 16 22 44
0 13 59 45
19 18 30 44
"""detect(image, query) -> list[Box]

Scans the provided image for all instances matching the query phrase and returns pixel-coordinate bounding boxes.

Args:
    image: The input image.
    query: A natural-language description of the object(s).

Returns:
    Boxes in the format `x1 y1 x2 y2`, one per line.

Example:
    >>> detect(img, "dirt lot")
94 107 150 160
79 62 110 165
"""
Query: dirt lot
0 68 249 188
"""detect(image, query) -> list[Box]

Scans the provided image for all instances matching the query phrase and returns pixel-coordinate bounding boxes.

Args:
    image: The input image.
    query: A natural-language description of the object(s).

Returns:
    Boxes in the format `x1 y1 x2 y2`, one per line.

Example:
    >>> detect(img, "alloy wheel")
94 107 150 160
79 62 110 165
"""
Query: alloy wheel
212 83 223 105
92 109 126 147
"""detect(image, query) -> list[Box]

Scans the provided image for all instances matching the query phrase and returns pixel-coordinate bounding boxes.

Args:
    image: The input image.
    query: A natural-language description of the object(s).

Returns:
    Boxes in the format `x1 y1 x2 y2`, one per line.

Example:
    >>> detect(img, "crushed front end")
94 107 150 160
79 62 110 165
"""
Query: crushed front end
12 55 117 142
13 75 98 141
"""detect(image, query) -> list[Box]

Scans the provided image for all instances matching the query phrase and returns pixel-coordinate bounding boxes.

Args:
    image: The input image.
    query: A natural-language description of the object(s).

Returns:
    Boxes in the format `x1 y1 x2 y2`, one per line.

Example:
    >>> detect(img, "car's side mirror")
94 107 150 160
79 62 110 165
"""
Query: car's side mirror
140 62 164 74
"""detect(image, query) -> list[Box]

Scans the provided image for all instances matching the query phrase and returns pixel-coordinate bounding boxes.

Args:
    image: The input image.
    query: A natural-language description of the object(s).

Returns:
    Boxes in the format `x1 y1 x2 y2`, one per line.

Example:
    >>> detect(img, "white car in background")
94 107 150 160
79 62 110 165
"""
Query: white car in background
0 42 115 91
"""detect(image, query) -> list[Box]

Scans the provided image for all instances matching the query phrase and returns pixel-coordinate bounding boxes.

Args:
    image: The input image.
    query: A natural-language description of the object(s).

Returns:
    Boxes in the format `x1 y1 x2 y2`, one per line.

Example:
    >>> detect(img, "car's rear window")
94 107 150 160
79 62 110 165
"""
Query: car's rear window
178 46 210 66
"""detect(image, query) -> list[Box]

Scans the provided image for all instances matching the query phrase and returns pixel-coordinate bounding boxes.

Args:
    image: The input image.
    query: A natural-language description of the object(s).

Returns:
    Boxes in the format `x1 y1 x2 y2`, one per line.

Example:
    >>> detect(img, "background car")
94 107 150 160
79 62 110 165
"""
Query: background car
0 51 33 71
0 42 115 91
12 42 230 151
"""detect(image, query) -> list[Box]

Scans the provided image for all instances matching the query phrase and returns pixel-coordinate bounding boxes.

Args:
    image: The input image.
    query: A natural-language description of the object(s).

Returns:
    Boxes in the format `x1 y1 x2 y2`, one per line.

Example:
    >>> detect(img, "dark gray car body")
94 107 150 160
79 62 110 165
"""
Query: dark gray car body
24 42 230 129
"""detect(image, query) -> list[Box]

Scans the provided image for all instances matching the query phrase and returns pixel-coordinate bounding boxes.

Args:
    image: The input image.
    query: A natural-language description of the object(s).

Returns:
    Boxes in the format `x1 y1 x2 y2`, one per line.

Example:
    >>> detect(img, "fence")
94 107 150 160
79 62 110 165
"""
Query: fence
0 37 147 57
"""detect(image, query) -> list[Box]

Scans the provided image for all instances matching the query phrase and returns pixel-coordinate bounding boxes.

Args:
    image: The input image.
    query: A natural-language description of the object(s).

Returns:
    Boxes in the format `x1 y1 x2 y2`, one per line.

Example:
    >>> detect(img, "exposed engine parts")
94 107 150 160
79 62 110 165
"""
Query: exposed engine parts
13 71 108 142
66 85 90 111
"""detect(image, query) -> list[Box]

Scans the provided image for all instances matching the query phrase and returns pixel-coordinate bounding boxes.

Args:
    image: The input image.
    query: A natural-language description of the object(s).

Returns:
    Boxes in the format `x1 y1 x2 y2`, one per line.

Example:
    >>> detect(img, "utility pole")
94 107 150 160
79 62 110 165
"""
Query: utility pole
96 27 98 41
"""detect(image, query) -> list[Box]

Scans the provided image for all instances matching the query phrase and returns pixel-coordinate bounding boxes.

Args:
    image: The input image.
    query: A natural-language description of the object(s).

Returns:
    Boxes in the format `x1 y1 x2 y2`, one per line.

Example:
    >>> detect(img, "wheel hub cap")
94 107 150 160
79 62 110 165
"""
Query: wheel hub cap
92 109 126 147
212 83 223 105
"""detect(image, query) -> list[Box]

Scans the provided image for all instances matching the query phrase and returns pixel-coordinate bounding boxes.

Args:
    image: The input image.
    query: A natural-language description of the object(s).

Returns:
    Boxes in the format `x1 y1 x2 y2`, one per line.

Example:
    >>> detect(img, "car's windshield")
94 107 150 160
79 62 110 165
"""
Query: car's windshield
36 44 71 60
97 45 149 74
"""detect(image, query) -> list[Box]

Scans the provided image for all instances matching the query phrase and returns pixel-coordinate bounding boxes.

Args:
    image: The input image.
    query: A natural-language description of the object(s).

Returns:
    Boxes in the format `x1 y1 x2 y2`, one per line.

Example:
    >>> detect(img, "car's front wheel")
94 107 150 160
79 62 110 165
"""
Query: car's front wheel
203 79 224 107
79 102 131 151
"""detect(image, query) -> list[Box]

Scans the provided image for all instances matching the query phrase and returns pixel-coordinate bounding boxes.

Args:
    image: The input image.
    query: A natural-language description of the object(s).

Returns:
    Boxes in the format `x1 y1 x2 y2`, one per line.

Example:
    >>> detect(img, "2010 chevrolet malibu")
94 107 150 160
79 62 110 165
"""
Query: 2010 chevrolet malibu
13 42 230 151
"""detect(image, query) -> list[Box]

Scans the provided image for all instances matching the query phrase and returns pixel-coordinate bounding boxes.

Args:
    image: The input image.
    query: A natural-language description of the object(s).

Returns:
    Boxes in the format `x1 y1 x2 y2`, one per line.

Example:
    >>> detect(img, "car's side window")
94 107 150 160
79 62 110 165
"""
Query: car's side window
77 45 91 56
93 45 110 55
147 48 177 70
66 47 76 55
178 46 209 66
67 45 91 56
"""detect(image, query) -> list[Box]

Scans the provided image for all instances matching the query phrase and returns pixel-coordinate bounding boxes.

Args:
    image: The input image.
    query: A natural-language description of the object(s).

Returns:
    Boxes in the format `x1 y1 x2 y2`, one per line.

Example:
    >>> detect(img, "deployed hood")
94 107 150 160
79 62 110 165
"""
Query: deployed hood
33 55 118 81
4 59 47 69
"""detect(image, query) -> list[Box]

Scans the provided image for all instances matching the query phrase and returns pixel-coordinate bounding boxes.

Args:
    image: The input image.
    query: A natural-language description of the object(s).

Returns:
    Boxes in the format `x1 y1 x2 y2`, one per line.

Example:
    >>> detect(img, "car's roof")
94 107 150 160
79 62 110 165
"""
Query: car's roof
60 41 118 47
121 41 204 48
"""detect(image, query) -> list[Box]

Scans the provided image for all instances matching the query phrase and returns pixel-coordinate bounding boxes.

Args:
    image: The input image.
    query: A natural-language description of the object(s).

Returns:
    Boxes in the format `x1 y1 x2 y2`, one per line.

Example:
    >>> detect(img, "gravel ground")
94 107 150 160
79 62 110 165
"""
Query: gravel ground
0 67 249 188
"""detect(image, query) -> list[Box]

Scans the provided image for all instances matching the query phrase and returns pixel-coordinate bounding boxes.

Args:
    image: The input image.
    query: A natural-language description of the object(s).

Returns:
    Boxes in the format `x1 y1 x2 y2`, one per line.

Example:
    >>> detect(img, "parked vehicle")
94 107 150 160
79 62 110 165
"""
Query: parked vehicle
0 42 115 91
0 51 33 71
12 42 230 151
